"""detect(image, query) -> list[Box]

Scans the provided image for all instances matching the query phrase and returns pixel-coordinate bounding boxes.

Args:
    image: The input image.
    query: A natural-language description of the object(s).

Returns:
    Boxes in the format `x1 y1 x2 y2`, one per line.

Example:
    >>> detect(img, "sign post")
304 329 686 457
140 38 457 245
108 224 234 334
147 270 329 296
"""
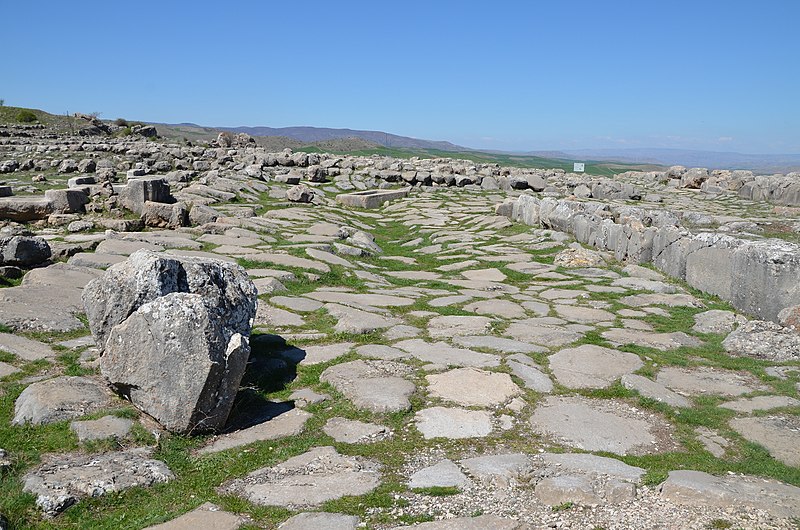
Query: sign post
573 162 585 173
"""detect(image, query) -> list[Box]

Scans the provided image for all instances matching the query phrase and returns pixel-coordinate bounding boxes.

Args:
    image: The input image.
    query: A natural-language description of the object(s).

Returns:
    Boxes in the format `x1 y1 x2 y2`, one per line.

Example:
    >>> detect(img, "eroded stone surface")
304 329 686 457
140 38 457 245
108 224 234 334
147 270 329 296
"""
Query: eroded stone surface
320 360 415 413
222 446 380 508
13 376 114 426
408 459 471 489
415 407 493 439
730 415 800 467
660 470 800 519
323 417 390 444
426 368 520 407
23 449 173 516
529 396 673 455
656 366 766 397
146 503 245 530
548 345 643 389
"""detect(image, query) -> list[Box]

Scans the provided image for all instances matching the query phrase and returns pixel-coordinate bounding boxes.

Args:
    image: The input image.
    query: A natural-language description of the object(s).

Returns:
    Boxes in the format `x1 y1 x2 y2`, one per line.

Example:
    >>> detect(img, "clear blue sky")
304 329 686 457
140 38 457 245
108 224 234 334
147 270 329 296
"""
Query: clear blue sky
3 1 798 154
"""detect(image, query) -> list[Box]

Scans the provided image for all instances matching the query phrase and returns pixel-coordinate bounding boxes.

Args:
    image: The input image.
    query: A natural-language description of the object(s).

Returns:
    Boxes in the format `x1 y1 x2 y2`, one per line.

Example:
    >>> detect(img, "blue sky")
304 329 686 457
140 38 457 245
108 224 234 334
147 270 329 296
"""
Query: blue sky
3 1 798 153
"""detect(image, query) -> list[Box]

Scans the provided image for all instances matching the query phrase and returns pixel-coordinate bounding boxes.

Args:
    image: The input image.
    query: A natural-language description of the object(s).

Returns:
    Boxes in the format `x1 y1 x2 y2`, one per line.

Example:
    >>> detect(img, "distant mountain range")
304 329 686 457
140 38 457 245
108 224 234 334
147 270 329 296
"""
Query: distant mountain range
529 148 800 174
167 123 800 173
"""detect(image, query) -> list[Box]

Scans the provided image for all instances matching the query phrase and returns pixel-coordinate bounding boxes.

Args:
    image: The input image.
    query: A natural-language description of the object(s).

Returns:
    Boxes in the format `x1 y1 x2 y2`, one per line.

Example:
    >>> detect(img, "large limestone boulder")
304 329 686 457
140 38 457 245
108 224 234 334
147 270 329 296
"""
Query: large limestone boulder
82 250 257 433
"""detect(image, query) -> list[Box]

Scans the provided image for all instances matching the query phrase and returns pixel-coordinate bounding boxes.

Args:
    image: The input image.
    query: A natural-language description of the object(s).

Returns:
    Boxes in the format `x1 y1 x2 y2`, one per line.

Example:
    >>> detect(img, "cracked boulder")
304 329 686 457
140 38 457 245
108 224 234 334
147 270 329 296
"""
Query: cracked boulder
82 250 257 433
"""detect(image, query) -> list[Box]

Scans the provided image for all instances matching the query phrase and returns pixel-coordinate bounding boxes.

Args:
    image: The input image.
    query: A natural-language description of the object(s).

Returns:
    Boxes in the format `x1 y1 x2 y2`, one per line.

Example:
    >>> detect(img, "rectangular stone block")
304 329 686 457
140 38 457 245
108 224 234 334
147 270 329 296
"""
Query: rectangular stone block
336 188 409 209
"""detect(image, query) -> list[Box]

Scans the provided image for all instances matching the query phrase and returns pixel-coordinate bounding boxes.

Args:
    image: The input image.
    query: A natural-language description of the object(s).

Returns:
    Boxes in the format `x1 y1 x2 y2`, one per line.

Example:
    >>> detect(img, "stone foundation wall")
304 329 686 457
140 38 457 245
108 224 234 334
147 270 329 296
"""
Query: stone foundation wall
497 194 800 322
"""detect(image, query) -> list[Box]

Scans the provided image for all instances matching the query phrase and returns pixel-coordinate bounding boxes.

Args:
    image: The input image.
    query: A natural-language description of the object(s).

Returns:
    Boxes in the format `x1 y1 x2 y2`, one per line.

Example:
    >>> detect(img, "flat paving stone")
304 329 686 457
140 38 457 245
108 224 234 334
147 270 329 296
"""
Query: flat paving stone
520 300 550 316
320 360 415 413
268 296 323 312
289 388 329 407
309 291 414 307
385 270 441 280
539 288 588 300
408 459 471 489
730 415 800 467
426 368 520 407
70 415 133 443
68 252 128 269
656 366 766 397
428 295 473 307
460 453 533 482
720 395 800 413
95 239 165 256
619 293 702 308
199 409 311 454
0 263 101 332
355 344 410 360
221 446 380 508
247 252 330 273
255 305 305 327
13 376 114 426
464 299 526 319
247 269 297 281
529 396 674 455
0 333 55 361
540 452 645 482
24 448 173 517
278 512 359 530
323 417 390 443
504 319 583 347
548 345 643 389
305 247 354 268
415 407 493 439
384 324 422 340
252 277 287 295
461 268 507 282
611 277 677 293
507 360 553 393
393 339 500 367
146 502 245 530
0 361 21 378
538 474 637 506
427 315 493 337
695 426 730 457
621 374 692 408
325 303 398 334
660 469 800 519
299 342 355 365
601 328 702 350
553 304 615 323
453 335 547 354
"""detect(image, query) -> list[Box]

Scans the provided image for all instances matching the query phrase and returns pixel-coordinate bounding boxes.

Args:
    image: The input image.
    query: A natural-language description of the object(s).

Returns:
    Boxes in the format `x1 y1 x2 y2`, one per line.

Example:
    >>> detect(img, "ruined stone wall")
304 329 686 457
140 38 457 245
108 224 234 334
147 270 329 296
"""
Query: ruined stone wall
497 194 800 322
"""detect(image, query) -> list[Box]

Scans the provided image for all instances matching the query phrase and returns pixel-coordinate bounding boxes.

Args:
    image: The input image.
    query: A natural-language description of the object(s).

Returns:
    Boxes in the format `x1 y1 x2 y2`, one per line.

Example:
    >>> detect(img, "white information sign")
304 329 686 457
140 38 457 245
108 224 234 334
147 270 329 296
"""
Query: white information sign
573 162 585 173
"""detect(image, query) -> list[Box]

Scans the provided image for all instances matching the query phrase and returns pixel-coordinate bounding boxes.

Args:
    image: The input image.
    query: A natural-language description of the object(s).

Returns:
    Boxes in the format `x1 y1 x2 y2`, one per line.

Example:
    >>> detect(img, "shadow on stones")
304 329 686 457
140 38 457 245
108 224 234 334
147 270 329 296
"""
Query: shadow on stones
222 333 305 433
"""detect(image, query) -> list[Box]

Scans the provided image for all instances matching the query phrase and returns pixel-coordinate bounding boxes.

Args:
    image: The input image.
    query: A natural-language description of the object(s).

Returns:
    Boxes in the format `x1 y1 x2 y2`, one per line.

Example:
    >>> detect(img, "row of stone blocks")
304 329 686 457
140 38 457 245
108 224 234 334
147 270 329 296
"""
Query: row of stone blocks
0 176 173 221
498 194 800 323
